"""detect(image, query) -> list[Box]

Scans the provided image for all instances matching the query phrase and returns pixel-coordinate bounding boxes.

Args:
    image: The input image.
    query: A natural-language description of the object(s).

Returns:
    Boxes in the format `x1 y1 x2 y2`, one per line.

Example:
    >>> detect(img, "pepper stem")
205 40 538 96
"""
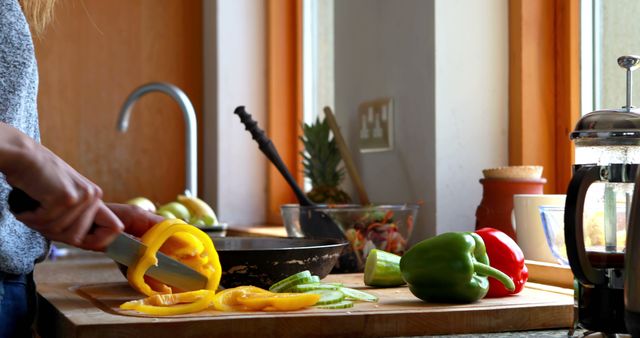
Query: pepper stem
474 262 515 291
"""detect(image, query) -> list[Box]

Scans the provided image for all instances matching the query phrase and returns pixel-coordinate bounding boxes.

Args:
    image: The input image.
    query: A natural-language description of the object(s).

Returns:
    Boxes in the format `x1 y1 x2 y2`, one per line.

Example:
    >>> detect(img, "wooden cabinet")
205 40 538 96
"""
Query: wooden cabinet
34 0 203 204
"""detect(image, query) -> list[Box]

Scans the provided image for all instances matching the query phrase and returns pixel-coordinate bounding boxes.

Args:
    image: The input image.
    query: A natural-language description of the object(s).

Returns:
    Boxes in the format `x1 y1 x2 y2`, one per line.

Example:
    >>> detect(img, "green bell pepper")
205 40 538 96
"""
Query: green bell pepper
399 232 515 303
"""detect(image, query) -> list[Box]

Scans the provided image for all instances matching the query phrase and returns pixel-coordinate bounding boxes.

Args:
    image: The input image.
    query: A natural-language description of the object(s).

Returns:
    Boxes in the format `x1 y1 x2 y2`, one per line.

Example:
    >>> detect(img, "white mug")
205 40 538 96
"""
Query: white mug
512 194 566 263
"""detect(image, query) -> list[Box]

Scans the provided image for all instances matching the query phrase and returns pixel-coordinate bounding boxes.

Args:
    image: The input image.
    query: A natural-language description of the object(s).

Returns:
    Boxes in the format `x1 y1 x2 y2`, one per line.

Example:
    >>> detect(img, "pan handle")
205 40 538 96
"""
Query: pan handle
234 106 313 206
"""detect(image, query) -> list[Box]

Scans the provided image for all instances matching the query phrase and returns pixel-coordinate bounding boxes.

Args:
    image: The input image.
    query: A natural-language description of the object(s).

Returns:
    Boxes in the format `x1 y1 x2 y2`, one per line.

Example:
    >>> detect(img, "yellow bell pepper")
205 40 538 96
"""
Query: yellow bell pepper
237 292 320 311
212 286 320 312
126 219 221 296
121 220 318 316
160 232 205 258
120 290 215 316
140 219 185 242
129 219 187 294
143 275 173 294
211 286 272 312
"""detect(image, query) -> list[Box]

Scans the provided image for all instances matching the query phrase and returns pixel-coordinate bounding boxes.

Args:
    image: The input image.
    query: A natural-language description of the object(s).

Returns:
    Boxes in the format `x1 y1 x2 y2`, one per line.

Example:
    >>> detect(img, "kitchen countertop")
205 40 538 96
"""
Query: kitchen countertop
33 241 576 338
228 228 584 337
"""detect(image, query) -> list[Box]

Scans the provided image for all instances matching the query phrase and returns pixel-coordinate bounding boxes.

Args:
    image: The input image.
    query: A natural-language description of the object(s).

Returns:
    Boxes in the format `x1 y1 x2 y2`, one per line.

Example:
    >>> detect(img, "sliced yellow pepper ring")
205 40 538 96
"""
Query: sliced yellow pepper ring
128 219 187 294
139 219 206 294
161 232 205 258
180 254 209 269
140 219 185 242
145 290 211 306
143 275 173 294
120 290 215 316
212 286 272 312
236 292 320 311
127 220 222 296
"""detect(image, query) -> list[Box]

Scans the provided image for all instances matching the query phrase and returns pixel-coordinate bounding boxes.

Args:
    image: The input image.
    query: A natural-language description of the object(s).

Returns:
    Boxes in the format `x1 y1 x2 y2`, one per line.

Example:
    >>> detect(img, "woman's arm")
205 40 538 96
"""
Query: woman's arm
0 122 124 251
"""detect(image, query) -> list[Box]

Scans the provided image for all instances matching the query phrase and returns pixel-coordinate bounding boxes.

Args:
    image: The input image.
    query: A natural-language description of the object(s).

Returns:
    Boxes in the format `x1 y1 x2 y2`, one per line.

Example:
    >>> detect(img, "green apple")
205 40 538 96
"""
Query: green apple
190 217 206 227
156 209 177 219
157 202 191 221
126 197 156 213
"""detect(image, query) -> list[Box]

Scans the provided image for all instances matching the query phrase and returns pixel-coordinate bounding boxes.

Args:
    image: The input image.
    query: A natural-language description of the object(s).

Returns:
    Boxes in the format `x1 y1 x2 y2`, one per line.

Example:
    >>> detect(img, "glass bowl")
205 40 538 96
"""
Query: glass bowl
281 204 420 272
540 204 629 267
538 205 569 266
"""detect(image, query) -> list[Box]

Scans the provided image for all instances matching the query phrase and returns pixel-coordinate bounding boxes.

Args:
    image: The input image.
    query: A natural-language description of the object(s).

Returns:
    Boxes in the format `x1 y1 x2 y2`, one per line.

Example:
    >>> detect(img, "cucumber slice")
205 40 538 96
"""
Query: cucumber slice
304 290 344 305
289 283 340 293
272 275 321 293
269 270 311 292
315 300 354 309
363 249 406 287
339 287 378 302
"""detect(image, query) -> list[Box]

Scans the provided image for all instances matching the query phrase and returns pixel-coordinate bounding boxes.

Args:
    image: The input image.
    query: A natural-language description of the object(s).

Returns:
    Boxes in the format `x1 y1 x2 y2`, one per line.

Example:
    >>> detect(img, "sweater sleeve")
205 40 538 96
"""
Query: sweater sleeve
0 0 49 274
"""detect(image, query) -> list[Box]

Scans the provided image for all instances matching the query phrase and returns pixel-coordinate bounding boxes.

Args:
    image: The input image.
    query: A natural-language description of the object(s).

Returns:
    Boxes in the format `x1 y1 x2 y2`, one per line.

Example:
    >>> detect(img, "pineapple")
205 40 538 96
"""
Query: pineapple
301 117 352 204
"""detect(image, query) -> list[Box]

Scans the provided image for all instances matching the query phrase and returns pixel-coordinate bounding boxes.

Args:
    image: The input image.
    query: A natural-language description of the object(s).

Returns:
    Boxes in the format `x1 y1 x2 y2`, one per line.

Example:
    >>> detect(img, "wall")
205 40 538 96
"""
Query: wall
334 0 508 241
434 1 509 234
334 0 437 241
203 0 267 226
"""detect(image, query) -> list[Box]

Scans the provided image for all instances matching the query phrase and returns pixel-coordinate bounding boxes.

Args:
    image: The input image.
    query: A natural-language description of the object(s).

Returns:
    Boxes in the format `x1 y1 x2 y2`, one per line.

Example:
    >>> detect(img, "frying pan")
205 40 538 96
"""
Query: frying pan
234 106 346 240
213 237 346 288
116 237 347 289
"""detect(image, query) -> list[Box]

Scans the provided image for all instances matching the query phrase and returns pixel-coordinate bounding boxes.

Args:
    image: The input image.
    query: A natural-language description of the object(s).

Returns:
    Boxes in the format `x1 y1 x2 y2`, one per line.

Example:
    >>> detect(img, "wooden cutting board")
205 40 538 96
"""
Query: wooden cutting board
36 266 574 338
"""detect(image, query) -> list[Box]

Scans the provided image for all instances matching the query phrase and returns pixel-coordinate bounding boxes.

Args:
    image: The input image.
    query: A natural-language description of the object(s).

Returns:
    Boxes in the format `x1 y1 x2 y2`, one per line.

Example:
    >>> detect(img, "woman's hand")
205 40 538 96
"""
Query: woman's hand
107 203 164 237
1 124 124 251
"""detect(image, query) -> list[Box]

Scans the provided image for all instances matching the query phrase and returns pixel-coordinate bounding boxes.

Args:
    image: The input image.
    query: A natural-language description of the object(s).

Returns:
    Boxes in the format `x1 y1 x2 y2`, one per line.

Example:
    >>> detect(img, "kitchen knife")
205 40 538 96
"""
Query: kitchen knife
106 232 208 291
8 188 208 291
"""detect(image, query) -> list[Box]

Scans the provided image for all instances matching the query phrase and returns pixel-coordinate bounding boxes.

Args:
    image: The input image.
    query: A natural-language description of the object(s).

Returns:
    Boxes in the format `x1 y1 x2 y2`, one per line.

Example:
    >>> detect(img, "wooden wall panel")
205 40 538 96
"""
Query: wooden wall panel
34 0 203 204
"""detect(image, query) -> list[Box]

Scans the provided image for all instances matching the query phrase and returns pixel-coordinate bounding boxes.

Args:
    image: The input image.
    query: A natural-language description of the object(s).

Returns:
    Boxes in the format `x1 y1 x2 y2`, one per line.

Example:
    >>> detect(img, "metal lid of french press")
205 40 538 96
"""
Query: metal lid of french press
570 55 640 145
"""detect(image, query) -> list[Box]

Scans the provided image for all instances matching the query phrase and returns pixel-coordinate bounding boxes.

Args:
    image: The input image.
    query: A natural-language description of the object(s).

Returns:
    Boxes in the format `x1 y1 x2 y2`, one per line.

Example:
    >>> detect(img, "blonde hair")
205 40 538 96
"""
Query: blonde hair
20 0 57 35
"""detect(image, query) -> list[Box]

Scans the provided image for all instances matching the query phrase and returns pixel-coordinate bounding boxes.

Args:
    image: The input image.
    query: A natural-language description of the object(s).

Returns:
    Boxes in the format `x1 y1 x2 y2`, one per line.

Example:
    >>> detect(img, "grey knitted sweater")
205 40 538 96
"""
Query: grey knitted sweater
0 0 49 274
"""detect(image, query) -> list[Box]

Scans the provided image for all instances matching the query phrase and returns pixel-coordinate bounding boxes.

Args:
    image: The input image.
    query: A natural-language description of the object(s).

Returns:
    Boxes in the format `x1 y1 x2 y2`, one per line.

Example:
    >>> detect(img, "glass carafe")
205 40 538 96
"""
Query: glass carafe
574 144 639 259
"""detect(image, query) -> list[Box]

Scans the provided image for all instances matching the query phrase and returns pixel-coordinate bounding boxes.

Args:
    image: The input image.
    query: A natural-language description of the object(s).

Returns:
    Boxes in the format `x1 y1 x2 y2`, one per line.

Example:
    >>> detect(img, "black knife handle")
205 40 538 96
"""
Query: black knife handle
8 188 102 235
7 188 41 214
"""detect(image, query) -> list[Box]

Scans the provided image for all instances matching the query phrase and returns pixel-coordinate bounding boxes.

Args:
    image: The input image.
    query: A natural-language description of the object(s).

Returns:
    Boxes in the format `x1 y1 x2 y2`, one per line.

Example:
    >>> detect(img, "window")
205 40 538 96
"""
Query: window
582 0 640 114
302 0 334 190
302 0 334 125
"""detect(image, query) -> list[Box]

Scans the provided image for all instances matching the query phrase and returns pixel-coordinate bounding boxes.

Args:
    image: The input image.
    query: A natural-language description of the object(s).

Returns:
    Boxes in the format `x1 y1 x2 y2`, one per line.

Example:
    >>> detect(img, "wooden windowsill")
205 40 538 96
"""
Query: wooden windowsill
227 225 288 238
525 259 574 289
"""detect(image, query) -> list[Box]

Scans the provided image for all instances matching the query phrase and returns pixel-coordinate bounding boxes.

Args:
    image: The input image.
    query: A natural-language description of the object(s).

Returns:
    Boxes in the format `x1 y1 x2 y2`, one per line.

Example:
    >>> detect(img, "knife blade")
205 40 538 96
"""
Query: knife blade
8 188 208 291
106 233 208 291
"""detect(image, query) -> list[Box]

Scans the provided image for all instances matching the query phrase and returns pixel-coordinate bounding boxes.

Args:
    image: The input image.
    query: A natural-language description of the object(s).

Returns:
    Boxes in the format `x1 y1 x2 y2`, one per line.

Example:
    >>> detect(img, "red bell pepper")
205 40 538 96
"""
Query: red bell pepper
475 227 528 297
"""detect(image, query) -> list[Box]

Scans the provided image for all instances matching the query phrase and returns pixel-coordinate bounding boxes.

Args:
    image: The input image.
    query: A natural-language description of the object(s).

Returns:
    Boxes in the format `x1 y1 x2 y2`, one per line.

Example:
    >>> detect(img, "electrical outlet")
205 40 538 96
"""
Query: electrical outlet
358 98 393 152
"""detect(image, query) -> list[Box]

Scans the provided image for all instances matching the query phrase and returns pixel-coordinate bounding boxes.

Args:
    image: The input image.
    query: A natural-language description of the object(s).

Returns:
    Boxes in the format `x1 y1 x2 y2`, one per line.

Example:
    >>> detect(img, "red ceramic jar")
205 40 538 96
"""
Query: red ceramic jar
475 177 546 241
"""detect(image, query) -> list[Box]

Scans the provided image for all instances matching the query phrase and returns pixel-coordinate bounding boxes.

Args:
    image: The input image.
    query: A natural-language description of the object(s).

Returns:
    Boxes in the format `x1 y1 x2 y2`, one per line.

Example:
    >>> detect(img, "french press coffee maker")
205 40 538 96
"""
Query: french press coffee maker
565 55 640 334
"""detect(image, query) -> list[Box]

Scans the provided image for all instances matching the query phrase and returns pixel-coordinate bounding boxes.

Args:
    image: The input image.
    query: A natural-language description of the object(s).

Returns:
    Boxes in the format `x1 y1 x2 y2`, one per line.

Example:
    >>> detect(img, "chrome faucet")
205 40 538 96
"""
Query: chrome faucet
116 82 197 197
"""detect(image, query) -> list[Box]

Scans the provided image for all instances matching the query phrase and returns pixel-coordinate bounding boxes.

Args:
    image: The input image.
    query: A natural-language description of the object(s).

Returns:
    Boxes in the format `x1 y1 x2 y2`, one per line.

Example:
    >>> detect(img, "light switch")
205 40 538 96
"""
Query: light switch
358 98 393 152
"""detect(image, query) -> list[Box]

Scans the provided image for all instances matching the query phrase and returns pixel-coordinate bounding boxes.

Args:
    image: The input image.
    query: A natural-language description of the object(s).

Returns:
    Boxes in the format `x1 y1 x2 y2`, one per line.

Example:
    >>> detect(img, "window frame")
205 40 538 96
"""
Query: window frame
508 0 581 193
266 0 304 224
